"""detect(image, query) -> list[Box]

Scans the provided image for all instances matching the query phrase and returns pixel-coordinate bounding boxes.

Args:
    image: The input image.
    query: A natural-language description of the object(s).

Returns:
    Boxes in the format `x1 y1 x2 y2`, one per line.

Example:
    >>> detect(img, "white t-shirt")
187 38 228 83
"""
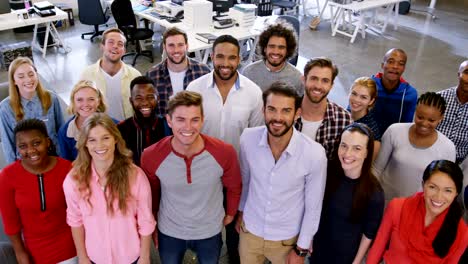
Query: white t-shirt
301 118 322 141
102 67 125 120
168 69 187 97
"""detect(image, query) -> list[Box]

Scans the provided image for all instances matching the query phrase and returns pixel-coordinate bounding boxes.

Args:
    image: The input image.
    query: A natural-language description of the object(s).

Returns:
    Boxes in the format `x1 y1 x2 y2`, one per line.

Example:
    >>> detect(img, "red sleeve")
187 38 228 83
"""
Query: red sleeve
140 136 173 218
204 136 242 216
0 163 22 235
367 198 404 264
445 221 468 263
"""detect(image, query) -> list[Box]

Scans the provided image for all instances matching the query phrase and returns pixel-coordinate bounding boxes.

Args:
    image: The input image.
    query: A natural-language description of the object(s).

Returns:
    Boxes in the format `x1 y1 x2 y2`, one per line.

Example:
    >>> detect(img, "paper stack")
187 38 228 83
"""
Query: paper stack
229 4 256 29
184 1 212 32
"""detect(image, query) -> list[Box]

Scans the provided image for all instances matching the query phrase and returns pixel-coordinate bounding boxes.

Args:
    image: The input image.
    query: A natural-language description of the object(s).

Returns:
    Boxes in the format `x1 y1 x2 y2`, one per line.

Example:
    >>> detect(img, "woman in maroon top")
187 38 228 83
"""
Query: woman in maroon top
0 119 76 264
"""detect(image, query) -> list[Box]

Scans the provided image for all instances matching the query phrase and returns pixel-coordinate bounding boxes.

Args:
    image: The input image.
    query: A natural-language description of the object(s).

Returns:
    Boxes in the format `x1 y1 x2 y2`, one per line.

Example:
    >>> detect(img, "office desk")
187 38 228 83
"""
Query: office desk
328 0 405 43
135 8 266 64
0 8 68 58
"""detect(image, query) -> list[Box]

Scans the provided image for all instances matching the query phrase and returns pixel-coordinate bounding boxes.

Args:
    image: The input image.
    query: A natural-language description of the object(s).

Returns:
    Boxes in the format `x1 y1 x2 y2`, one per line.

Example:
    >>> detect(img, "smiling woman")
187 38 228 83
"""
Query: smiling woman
368 160 468 263
0 119 77 264
63 113 155 264
309 123 384 264
58 80 112 161
372 92 457 201
0 57 65 163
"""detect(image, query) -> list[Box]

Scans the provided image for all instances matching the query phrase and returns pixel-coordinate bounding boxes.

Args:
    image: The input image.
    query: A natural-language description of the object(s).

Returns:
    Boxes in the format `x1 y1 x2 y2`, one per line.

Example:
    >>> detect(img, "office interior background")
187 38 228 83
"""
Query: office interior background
0 0 467 262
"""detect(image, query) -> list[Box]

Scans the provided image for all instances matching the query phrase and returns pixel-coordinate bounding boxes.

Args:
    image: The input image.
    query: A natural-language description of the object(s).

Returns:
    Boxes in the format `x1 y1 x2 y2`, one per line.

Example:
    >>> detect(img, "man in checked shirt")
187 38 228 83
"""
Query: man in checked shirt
146 27 210 115
437 60 468 179
295 57 352 159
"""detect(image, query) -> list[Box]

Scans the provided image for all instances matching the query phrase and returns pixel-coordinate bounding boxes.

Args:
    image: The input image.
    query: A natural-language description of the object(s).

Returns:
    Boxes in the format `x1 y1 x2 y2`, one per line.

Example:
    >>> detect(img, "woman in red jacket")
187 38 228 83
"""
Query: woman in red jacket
0 119 76 264
367 159 468 263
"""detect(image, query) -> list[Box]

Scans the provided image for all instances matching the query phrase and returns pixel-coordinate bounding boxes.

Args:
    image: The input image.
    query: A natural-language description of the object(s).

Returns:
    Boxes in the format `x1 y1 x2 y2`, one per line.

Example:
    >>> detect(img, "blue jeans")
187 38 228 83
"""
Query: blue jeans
158 230 222 264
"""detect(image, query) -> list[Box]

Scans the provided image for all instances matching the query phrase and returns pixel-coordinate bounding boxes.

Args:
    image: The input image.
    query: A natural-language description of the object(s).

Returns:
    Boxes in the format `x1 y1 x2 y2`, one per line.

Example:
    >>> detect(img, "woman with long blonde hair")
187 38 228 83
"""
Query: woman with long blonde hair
63 113 155 264
0 57 64 163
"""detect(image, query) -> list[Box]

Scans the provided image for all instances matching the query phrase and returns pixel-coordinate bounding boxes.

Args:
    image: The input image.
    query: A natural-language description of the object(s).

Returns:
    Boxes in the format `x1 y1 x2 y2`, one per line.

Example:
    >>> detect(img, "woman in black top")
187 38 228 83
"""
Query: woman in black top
309 123 384 264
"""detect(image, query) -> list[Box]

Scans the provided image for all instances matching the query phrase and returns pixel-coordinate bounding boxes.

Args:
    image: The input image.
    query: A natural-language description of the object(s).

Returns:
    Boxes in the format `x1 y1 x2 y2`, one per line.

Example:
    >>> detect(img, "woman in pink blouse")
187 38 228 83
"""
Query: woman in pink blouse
63 113 155 264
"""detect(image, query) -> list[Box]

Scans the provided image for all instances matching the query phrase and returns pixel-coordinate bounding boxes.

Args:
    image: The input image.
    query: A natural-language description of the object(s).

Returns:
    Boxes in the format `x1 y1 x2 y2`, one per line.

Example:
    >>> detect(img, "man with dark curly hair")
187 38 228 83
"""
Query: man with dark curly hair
243 20 304 96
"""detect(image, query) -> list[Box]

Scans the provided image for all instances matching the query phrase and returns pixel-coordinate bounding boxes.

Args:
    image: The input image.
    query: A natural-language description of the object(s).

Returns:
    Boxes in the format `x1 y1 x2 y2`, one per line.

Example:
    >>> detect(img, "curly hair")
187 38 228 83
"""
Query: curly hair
257 20 298 60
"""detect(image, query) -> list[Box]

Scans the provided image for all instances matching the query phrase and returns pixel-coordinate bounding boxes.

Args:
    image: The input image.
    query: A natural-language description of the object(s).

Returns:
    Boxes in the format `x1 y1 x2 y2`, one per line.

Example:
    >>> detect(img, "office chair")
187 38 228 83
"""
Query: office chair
272 0 299 15
277 15 300 66
111 0 154 66
77 0 110 42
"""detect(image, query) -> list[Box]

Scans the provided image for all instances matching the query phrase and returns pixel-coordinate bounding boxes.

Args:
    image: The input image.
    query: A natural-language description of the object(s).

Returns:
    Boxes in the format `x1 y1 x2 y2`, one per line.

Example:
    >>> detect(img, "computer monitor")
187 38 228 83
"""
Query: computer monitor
0 0 12 15
209 0 235 18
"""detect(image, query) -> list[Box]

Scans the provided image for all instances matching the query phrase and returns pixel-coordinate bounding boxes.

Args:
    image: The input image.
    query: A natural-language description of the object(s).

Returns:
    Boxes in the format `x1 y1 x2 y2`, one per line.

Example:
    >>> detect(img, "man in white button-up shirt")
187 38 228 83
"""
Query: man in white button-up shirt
187 34 263 264
236 82 327 264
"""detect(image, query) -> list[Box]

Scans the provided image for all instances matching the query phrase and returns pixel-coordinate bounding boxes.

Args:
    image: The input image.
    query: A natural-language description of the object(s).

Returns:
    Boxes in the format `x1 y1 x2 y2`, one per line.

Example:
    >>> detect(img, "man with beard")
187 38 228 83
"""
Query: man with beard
295 57 352 159
187 34 263 264
371 48 418 134
117 76 171 166
236 82 327 264
80 28 141 121
242 21 304 96
146 28 210 115
437 60 468 175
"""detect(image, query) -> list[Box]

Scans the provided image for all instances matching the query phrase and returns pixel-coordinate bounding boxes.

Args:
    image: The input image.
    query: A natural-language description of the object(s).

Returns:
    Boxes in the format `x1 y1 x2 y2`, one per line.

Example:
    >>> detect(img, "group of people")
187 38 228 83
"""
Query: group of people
0 17 467 264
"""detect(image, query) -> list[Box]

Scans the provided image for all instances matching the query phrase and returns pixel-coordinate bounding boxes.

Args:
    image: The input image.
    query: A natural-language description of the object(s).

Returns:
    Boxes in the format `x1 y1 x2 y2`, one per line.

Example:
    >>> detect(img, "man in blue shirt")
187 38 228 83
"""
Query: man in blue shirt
371 48 418 134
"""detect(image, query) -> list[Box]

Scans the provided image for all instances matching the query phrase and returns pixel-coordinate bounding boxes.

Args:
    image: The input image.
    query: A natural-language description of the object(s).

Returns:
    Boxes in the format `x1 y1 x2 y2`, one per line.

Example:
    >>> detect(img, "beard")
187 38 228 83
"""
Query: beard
214 65 238 81
167 53 186 65
266 119 294 138
305 88 329 104
266 55 286 68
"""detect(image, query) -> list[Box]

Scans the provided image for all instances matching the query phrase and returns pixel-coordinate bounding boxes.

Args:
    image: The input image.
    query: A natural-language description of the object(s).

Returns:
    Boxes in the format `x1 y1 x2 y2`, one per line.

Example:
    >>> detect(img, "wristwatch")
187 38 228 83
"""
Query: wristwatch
293 246 308 257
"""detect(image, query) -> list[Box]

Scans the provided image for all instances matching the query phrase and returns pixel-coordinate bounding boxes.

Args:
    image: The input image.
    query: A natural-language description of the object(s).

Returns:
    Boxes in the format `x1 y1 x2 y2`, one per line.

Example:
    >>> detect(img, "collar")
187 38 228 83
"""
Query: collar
374 72 408 84
20 92 39 104
67 116 81 140
258 126 299 157
131 114 159 130
264 60 287 73
96 58 129 77
209 71 241 91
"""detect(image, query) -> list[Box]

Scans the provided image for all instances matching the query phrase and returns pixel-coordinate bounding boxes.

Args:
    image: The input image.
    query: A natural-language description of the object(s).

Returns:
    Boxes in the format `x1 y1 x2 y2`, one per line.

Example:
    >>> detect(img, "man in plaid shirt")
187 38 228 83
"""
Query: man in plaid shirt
295 57 352 159
146 28 210 115
437 60 468 166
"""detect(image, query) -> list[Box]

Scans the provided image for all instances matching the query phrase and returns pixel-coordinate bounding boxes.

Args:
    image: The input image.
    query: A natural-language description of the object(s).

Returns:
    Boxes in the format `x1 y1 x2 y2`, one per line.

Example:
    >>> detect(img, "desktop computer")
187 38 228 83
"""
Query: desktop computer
208 0 235 29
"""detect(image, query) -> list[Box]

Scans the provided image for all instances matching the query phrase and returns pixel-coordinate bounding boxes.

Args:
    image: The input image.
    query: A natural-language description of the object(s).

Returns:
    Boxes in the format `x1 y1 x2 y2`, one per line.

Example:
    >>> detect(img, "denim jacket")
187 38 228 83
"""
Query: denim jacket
0 92 64 163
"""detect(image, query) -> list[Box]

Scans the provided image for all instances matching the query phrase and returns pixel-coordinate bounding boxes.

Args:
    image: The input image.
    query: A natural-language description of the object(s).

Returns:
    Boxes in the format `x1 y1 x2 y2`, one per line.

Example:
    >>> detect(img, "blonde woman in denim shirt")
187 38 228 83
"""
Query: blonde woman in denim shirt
0 57 64 163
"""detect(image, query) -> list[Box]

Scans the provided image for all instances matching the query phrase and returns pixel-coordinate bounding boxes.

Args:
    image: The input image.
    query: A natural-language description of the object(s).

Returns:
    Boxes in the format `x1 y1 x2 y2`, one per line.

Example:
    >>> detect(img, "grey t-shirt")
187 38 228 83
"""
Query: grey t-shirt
243 60 304 96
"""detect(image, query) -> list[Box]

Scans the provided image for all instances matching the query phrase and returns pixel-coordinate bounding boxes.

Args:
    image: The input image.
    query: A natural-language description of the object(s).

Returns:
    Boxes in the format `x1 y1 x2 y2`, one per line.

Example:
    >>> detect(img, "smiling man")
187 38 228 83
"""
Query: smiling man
140 91 241 264
146 28 210 116
186 34 263 263
295 57 352 159
117 76 171 166
80 28 141 121
371 48 418 134
237 82 327 264
242 21 304 96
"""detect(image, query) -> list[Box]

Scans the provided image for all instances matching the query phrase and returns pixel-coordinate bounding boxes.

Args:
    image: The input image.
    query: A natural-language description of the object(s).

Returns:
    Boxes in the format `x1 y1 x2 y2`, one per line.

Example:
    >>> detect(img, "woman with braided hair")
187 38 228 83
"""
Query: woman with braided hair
372 92 456 201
